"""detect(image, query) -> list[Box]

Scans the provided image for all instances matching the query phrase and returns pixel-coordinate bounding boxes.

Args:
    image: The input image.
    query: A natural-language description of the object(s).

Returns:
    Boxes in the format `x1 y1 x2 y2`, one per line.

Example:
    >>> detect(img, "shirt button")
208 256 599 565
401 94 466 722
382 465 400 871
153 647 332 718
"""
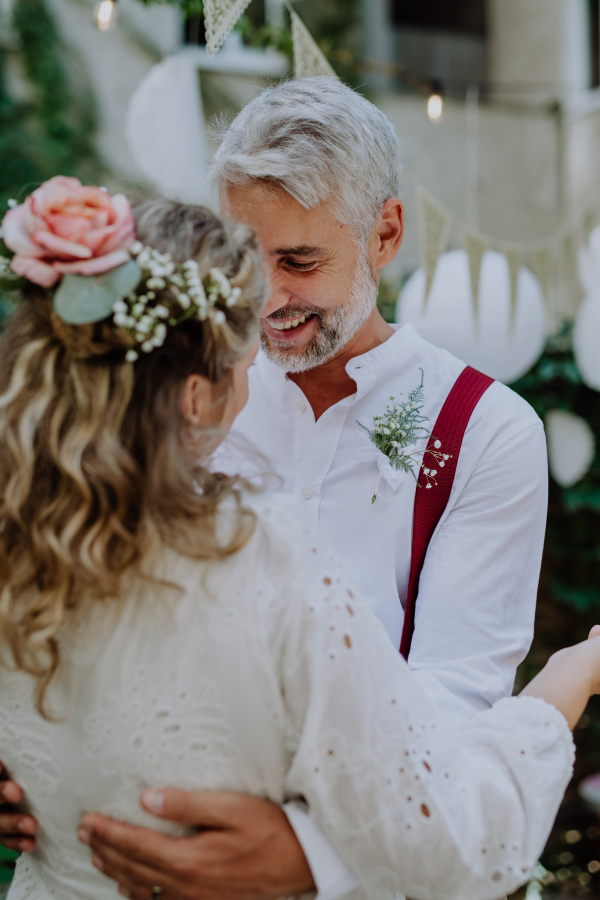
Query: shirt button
301 488 313 500
297 401 307 413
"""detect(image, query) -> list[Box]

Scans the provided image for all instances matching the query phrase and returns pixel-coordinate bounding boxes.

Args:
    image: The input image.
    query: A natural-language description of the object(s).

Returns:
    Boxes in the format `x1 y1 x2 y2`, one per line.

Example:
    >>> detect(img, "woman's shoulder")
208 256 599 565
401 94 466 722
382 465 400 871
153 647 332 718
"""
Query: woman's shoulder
240 491 327 561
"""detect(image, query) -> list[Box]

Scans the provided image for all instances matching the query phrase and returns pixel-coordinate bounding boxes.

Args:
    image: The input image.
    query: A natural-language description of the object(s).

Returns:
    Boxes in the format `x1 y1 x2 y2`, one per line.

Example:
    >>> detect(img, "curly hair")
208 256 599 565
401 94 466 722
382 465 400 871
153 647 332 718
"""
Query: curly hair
0 199 265 715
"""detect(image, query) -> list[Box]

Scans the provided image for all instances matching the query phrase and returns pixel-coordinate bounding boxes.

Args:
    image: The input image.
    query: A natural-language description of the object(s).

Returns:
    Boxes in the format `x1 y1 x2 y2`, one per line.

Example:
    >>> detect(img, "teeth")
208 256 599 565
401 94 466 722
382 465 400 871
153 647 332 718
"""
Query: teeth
270 315 307 331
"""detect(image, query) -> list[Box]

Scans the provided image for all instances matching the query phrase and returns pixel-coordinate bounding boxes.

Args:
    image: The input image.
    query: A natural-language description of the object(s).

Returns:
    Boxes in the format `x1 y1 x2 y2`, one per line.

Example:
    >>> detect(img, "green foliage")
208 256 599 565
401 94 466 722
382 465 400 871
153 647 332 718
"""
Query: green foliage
0 0 97 208
0 0 101 322
511 330 600 642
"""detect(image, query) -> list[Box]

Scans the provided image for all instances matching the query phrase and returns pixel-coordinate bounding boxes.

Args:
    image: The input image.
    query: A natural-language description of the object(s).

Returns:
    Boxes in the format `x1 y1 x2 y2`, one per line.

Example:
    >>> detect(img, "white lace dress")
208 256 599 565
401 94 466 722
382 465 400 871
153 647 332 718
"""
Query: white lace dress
0 494 573 900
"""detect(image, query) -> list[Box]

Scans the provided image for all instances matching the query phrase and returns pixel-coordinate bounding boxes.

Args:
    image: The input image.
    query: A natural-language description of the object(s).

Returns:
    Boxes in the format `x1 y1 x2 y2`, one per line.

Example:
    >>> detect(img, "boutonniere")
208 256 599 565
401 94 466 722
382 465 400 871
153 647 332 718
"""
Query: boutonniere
357 370 451 503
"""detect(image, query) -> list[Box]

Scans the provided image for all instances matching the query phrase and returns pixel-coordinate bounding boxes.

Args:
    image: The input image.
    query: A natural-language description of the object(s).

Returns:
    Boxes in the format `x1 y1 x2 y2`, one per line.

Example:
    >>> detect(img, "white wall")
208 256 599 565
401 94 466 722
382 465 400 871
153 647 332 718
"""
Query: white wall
487 0 591 103
375 91 561 282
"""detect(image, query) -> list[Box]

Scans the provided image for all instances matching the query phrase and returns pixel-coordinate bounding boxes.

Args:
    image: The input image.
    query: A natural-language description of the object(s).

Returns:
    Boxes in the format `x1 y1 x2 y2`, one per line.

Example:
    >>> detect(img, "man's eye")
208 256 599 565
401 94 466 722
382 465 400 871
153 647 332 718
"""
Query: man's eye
282 259 318 272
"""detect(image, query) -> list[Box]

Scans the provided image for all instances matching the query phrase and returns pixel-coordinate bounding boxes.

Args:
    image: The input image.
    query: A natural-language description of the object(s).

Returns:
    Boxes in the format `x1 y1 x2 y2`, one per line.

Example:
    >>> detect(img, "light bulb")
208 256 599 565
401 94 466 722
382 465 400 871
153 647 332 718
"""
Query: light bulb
427 94 443 122
96 0 115 31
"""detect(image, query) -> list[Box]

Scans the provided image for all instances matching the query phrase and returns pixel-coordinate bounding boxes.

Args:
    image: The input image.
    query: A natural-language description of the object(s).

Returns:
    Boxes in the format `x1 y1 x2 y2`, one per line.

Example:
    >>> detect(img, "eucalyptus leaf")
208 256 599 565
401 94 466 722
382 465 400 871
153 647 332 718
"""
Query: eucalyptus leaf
53 261 141 325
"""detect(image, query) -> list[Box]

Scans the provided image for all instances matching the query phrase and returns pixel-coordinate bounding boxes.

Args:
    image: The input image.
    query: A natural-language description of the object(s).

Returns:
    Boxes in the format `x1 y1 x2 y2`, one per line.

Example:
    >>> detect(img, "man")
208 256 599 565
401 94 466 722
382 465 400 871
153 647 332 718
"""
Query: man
0 78 548 900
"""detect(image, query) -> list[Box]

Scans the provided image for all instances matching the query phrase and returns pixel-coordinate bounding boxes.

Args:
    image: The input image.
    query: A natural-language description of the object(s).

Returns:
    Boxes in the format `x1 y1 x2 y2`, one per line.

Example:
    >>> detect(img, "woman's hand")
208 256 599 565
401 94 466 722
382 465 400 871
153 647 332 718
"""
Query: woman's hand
520 625 600 729
0 763 37 852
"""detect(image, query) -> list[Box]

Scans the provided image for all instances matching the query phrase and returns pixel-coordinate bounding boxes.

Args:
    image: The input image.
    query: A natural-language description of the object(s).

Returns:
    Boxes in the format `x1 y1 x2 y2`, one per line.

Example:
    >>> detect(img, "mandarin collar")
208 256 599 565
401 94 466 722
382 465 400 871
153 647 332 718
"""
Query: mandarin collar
252 324 421 384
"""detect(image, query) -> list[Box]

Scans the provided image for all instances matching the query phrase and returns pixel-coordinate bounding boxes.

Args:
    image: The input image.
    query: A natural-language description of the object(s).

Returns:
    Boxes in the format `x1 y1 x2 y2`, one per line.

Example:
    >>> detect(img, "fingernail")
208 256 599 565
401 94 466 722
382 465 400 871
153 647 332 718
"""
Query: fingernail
19 819 36 835
77 828 91 845
119 889 132 898
92 855 104 871
142 789 164 814
18 839 33 852
2 784 18 803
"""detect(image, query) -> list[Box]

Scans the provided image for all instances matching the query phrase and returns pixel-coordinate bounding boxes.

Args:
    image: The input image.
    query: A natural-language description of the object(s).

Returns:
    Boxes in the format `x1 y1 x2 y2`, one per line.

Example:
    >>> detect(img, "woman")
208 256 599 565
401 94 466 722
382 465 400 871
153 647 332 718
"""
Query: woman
0 177 594 900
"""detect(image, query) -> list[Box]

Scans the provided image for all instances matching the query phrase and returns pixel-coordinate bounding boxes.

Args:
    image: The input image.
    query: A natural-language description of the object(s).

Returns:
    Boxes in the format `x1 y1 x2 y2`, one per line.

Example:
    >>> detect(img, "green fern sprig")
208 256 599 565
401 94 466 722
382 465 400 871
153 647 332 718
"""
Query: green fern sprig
358 370 451 502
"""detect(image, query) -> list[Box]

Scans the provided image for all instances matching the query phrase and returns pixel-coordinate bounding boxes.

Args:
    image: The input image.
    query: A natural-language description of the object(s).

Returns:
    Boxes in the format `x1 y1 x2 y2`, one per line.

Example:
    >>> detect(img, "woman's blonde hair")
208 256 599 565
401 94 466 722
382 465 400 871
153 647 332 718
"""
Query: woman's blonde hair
0 199 265 714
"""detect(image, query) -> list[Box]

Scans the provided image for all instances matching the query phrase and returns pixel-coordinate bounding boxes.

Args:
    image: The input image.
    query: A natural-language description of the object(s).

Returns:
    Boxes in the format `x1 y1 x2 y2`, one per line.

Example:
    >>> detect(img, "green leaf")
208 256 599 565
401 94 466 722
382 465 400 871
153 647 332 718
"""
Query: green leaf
0 239 13 259
53 261 141 325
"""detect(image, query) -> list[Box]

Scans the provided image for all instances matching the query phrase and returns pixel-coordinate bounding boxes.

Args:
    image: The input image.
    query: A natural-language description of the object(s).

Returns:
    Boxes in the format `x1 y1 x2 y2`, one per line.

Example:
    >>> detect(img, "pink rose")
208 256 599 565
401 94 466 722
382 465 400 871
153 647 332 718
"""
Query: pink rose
1 176 136 288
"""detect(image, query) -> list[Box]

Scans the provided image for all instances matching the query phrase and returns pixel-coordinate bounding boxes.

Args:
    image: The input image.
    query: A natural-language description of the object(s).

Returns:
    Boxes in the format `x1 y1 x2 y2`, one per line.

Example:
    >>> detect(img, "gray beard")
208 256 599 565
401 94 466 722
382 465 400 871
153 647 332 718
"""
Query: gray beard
260 256 378 374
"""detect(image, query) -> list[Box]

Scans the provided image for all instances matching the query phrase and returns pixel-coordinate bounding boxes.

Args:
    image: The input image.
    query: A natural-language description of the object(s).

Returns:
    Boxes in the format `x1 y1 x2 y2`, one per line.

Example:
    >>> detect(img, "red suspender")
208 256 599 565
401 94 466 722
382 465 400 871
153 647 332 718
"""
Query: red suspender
399 366 495 660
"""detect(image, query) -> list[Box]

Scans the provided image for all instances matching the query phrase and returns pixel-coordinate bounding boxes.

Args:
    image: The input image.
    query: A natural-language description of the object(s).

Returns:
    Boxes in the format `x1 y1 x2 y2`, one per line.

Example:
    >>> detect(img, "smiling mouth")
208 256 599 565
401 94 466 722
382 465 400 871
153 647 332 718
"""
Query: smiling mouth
267 313 316 331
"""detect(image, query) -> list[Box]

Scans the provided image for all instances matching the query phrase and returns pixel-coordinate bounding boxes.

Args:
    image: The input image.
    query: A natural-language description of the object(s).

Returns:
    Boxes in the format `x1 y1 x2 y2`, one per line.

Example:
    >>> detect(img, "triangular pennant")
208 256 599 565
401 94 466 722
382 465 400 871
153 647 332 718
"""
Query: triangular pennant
529 245 551 309
562 229 582 319
461 227 490 321
583 209 596 244
204 0 252 56
416 185 452 305
289 8 338 79
500 243 521 327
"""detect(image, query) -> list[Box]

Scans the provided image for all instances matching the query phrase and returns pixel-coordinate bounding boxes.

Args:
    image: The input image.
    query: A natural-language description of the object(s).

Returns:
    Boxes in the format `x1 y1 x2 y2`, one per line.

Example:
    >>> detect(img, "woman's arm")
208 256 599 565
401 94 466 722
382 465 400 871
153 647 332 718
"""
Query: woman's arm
271 509 582 900
520 625 600 729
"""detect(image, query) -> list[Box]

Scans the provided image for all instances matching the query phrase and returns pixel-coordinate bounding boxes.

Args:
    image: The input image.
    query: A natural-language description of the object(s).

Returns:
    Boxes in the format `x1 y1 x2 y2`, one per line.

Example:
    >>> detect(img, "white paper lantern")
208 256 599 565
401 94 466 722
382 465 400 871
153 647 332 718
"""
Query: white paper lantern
126 52 212 206
397 250 547 384
545 409 595 487
573 225 600 391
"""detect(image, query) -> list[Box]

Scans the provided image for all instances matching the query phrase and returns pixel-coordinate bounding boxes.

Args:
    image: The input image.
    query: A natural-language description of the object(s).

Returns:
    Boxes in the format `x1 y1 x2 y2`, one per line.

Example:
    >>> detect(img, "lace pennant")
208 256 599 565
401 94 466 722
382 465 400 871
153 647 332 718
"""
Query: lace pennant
528 245 551 311
290 8 337 79
499 243 521 328
461 227 490 323
204 0 252 56
416 185 451 307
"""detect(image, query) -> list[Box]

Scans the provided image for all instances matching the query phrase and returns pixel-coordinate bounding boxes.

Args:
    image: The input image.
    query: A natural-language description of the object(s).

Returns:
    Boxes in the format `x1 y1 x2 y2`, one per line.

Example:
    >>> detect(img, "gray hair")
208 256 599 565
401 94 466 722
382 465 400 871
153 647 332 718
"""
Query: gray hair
210 77 402 247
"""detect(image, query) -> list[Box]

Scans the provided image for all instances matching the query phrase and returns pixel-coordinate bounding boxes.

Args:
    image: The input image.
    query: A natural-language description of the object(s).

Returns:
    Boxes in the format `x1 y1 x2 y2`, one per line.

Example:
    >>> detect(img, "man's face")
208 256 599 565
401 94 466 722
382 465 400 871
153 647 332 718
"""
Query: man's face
222 183 378 373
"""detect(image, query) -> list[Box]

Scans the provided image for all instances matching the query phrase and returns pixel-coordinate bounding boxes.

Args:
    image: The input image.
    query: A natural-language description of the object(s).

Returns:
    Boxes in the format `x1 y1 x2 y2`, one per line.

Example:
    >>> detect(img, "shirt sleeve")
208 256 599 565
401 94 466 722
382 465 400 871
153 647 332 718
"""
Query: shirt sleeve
407 419 548 724
264 509 573 900
283 800 359 900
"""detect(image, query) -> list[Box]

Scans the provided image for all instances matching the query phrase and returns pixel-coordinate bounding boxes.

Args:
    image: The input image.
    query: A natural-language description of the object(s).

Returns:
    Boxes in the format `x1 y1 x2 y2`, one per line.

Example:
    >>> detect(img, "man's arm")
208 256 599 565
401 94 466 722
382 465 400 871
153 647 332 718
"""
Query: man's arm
408 419 548 723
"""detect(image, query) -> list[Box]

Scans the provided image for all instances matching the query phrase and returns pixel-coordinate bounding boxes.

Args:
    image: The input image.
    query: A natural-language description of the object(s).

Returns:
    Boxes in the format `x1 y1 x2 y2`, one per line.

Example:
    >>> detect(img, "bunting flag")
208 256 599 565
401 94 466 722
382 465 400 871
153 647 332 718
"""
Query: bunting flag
203 0 253 55
528 246 551 309
461 227 491 319
500 243 521 326
416 186 452 305
289 8 338 79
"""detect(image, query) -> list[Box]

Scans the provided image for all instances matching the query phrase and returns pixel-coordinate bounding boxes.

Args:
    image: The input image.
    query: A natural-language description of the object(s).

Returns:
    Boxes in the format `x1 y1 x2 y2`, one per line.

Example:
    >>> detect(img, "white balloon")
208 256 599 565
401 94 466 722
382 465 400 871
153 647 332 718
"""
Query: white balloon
574 225 600 391
545 408 595 487
397 250 547 384
126 52 211 206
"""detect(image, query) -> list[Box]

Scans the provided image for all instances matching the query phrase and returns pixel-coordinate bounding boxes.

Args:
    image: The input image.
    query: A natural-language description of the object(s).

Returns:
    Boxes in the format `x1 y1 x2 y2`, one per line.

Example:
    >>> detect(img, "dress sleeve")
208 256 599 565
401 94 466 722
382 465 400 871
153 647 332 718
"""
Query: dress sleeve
262 502 573 900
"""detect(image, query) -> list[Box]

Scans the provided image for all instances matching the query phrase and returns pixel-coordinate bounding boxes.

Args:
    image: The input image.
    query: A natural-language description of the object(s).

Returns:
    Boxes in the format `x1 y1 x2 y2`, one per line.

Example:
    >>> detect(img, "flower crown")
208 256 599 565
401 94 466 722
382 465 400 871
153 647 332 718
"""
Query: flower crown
105 242 242 362
0 177 241 362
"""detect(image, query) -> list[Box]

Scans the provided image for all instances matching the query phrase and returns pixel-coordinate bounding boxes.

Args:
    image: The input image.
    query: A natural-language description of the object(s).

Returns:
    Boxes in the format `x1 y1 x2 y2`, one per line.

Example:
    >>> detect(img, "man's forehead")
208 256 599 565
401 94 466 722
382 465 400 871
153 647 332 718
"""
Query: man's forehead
222 183 347 251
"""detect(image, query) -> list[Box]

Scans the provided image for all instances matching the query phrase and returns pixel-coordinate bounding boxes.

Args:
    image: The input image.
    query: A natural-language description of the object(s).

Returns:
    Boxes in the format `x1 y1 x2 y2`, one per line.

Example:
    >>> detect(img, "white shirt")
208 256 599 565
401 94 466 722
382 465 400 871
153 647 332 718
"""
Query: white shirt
222 323 549 899
0 495 571 900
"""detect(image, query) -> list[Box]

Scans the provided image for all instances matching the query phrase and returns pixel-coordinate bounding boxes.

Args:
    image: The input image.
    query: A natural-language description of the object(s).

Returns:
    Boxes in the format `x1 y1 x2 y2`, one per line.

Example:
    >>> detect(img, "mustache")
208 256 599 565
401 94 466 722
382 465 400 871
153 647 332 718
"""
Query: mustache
265 305 323 321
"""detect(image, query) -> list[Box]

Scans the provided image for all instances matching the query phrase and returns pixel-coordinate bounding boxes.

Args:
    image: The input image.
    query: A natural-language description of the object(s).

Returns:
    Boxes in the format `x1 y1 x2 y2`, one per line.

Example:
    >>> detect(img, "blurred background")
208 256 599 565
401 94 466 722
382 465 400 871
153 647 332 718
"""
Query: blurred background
3 0 600 896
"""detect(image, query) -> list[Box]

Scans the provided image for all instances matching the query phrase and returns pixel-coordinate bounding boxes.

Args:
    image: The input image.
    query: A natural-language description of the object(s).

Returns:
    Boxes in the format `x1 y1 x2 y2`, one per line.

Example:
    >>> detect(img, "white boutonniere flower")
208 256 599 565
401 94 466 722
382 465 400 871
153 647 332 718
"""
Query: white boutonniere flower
357 370 451 503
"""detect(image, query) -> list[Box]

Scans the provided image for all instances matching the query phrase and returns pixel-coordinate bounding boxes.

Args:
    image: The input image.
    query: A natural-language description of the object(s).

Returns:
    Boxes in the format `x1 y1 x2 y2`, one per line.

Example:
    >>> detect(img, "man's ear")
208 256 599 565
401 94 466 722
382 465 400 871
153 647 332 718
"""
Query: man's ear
181 374 213 426
373 198 404 270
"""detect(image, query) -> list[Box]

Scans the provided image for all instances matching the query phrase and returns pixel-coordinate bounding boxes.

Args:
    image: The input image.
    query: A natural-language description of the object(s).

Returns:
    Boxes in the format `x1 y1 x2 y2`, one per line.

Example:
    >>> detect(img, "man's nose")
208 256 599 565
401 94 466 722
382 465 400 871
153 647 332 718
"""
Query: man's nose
262 274 293 317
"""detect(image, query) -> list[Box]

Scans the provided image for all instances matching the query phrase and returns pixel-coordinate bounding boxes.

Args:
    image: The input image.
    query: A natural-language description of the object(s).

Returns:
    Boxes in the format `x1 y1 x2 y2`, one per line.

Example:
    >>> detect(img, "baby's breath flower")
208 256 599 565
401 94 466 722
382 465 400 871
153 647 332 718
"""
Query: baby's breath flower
358 371 451 502
115 245 242 362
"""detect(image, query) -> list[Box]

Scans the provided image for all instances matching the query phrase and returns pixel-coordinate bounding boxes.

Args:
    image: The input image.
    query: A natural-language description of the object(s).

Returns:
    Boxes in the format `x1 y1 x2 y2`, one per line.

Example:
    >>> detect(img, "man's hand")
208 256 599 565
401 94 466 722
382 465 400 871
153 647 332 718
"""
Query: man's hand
79 789 316 900
0 763 37 853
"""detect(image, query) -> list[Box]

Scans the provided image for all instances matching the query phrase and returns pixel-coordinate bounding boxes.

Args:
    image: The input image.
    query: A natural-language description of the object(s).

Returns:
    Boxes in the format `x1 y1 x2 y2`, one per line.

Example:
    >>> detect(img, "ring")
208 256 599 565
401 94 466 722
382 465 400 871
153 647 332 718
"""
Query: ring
151 888 163 899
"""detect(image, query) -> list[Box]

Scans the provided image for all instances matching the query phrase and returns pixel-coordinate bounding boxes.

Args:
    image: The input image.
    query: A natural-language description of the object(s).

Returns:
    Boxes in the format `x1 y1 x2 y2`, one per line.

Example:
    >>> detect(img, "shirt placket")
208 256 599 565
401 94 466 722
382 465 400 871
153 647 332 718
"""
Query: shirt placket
291 368 377 518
